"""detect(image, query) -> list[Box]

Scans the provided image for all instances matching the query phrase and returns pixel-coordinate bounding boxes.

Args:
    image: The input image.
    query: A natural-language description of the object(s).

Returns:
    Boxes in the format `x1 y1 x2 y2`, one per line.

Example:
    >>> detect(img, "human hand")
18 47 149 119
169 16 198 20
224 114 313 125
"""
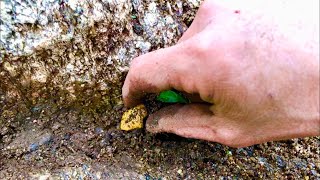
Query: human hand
122 0 320 147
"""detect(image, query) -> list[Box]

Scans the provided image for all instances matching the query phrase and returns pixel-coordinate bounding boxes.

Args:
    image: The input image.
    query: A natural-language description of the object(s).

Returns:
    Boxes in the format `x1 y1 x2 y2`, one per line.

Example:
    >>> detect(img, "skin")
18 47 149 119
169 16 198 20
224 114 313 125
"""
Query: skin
122 0 320 147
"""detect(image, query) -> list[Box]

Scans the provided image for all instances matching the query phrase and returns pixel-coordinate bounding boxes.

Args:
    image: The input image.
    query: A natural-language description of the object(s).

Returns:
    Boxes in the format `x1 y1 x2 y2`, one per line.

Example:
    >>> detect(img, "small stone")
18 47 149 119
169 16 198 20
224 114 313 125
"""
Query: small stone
310 170 318 176
52 122 62 131
177 169 183 176
154 148 161 154
120 104 147 131
226 150 232 156
0 127 9 135
29 143 39 152
95 127 104 134
276 155 287 168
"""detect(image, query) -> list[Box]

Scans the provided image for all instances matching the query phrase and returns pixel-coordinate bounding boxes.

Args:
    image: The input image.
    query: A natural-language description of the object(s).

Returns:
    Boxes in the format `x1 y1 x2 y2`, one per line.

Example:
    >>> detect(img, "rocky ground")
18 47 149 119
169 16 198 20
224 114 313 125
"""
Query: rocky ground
0 0 319 179
0 107 319 179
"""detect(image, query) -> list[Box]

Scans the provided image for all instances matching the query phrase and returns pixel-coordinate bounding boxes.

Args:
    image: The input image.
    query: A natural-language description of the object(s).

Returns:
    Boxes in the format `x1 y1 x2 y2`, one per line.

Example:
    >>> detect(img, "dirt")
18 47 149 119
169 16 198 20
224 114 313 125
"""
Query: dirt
1 89 319 179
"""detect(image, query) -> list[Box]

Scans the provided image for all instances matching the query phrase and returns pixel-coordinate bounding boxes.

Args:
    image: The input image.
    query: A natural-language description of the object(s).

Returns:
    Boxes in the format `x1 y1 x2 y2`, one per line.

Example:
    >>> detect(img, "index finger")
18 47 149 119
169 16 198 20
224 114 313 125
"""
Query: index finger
122 41 200 107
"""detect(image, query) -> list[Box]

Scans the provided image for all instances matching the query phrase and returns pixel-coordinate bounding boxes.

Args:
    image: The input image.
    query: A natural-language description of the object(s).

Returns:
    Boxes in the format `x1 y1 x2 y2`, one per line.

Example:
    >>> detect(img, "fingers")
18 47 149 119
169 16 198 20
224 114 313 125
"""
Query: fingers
145 104 257 147
122 1 231 107
122 41 202 107
146 104 222 142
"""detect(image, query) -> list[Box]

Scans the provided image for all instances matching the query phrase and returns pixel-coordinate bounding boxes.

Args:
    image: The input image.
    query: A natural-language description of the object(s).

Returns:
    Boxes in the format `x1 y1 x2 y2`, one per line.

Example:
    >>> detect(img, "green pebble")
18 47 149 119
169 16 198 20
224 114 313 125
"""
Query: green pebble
157 90 189 104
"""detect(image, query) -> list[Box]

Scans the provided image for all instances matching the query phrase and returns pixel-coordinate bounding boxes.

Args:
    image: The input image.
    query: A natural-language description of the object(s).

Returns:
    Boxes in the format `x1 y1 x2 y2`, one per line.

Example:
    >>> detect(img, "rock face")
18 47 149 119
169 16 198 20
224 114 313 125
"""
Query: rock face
1 1 319 179
0 0 198 128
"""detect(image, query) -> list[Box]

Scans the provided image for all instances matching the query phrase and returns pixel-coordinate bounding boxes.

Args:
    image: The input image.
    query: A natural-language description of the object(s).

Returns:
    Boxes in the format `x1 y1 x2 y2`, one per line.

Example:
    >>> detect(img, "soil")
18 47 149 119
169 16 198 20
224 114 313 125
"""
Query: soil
1 88 319 179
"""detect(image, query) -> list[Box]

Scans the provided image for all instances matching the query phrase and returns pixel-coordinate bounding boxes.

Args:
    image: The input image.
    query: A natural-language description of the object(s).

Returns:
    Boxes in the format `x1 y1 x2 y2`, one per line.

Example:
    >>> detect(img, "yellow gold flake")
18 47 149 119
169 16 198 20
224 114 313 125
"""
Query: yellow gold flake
120 104 148 131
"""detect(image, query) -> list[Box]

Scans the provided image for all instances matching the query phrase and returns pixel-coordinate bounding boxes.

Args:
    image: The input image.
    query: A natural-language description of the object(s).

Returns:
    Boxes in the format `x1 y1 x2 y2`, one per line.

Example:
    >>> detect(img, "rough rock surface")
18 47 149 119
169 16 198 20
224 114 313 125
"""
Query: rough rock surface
0 0 319 179
1 0 195 123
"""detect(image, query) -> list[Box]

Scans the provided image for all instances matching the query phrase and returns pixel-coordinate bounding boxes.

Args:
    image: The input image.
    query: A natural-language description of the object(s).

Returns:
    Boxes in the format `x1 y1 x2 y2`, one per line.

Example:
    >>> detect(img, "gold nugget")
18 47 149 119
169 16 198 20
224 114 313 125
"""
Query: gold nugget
120 104 148 131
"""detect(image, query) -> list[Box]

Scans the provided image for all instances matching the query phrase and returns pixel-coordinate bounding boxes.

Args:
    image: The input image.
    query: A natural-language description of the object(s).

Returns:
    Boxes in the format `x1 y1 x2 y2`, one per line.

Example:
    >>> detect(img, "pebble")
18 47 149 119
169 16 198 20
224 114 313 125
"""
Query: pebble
276 155 286 168
177 169 183 176
94 127 104 134
29 143 39 152
310 170 318 176
292 158 307 169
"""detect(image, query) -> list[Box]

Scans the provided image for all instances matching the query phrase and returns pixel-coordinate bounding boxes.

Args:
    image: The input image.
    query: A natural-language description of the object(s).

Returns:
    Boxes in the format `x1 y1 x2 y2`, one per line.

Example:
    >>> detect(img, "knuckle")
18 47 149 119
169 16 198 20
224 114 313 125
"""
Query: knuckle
194 38 210 55
217 130 253 148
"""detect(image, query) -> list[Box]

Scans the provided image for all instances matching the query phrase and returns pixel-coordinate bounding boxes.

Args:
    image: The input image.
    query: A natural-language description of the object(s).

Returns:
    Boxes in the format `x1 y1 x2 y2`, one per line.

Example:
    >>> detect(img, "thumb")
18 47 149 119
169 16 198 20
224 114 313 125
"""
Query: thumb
146 104 224 142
